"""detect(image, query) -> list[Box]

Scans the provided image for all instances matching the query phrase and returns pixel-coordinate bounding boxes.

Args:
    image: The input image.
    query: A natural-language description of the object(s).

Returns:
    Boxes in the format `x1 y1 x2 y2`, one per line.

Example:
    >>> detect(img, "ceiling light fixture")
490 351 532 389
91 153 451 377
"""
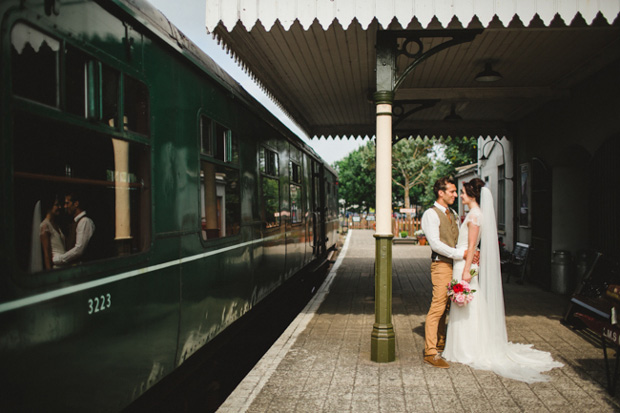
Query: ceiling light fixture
444 104 462 121
475 62 502 82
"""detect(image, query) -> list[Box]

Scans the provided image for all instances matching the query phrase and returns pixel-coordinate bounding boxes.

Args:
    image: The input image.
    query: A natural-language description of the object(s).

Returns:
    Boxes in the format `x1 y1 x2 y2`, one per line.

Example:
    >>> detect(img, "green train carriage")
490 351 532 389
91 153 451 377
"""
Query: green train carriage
0 0 338 410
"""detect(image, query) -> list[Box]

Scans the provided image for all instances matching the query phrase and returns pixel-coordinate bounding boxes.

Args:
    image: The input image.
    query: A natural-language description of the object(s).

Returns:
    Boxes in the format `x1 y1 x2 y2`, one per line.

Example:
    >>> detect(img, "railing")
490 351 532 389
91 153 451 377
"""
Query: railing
392 217 421 236
341 216 376 230
339 216 421 236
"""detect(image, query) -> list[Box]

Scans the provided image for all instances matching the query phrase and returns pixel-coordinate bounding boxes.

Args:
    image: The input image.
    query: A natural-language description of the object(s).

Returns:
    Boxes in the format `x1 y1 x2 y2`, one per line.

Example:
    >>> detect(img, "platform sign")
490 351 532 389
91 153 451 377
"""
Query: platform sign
352 216 361 222
399 208 415 214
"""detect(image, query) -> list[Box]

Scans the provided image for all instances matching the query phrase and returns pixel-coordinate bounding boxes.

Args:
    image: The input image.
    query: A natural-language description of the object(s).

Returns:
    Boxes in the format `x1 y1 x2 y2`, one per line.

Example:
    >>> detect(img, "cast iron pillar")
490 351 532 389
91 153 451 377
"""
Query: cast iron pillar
371 90 396 362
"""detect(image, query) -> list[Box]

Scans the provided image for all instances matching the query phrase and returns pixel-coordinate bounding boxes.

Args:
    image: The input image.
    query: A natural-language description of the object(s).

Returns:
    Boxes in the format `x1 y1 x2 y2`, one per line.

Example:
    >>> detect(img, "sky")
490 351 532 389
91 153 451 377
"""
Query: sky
147 0 367 166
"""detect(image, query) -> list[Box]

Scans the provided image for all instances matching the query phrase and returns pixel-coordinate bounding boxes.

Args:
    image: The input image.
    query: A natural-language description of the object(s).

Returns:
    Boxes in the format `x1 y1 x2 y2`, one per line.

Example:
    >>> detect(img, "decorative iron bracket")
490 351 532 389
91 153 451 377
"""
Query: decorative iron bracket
392 99 439 145
393 99 440 129
393 29 483 91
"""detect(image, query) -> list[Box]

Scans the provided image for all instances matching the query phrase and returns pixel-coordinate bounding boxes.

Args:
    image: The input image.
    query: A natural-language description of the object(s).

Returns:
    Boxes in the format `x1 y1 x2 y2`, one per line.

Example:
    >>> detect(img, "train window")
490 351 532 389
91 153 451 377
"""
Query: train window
200 161 240 240
289 161 302 224
290 162 301 184
124 75 149 135
214 124 238 163
259 148 265 172
259 147 278 175
200 116 213 156
65 45 89 117
11 23 59 107
290 184 302 224
101 64 120 127
260 147 280 228
262 177 280 228
229 133 239 163
12 111 151 273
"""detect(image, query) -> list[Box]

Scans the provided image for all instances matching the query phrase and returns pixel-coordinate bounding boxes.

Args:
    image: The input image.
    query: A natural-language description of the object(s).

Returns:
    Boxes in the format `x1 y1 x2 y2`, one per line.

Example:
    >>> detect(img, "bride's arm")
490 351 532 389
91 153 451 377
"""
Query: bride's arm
461 222 480 283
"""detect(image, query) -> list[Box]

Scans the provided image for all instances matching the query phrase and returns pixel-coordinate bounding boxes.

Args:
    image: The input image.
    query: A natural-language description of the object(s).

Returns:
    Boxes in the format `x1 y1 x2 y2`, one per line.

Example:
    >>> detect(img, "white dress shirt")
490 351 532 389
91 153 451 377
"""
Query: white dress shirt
54 211 95 265
421 202 465 261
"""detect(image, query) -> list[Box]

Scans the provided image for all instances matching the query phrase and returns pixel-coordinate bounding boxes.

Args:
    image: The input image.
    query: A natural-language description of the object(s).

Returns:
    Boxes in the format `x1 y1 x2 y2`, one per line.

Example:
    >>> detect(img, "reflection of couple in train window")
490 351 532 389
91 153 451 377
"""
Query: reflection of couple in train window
38 195 65 270
33 193 95 271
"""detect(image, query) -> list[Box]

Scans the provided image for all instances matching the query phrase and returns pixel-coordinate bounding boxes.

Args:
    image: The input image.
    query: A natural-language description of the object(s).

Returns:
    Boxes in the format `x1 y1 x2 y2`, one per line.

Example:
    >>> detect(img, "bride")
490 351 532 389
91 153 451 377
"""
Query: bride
442 178 562 382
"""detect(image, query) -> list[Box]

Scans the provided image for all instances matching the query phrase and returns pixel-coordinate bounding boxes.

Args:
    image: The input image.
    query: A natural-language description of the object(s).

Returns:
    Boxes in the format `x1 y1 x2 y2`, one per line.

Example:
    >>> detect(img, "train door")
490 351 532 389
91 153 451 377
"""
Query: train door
311 160 326 257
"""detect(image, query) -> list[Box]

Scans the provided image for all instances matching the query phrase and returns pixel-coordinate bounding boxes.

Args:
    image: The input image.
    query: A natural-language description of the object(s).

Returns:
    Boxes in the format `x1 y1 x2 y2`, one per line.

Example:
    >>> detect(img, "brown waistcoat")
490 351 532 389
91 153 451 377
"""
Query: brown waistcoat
431 206 459 264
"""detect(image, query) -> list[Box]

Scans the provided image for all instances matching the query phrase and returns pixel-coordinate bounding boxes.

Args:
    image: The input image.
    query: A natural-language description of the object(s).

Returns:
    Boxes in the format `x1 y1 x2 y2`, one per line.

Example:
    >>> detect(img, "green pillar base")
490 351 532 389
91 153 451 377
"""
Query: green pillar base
371 234 395 362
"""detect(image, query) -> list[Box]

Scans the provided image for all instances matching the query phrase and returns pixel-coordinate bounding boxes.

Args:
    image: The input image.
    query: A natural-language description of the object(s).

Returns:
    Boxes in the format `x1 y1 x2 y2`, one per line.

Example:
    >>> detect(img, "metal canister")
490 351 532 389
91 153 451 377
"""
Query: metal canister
551 250 572 294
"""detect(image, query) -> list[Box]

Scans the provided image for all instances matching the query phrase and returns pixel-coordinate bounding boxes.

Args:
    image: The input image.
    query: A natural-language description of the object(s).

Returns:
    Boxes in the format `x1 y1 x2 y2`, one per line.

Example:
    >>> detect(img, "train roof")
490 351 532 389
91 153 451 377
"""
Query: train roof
110 0 335 173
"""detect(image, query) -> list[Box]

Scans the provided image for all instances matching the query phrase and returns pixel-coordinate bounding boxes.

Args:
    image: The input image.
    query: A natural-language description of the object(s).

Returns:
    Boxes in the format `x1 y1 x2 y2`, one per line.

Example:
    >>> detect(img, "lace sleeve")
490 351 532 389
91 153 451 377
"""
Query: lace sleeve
467 208 482 227
40 220 50 237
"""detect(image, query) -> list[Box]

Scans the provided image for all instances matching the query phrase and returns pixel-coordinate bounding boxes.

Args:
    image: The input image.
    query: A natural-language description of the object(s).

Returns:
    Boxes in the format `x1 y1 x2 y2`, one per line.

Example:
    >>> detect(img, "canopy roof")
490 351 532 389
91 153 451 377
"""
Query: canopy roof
205 0 620 139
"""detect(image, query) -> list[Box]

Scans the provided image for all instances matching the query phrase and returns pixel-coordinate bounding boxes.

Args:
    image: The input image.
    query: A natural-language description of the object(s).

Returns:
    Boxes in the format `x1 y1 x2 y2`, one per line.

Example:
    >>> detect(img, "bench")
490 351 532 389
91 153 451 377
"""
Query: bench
502 242 529 284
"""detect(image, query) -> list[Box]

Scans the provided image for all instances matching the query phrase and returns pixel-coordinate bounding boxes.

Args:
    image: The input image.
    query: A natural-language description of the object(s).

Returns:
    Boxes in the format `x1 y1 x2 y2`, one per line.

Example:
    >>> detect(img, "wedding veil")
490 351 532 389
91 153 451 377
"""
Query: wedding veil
476 186 563 382
479 187 508 351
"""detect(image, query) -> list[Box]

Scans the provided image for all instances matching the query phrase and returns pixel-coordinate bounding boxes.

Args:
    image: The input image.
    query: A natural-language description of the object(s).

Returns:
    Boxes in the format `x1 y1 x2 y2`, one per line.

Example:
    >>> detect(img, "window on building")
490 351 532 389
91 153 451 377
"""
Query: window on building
260 147 280 228
498 165 506 231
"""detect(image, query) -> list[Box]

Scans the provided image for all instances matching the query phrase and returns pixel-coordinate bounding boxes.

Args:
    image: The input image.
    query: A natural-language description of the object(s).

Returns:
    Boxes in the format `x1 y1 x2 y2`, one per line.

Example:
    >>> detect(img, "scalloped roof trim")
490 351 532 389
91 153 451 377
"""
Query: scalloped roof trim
206 0 620 32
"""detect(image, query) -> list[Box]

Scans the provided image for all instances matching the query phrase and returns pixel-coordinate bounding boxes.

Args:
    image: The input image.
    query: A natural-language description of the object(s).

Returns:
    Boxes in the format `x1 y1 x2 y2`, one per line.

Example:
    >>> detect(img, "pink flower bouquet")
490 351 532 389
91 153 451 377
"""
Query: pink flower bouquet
447 279 476 306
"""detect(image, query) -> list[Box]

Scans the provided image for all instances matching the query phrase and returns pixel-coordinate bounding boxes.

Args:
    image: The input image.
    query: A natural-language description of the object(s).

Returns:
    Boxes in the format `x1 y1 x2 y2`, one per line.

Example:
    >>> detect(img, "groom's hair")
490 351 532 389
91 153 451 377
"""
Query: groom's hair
433 177 455 199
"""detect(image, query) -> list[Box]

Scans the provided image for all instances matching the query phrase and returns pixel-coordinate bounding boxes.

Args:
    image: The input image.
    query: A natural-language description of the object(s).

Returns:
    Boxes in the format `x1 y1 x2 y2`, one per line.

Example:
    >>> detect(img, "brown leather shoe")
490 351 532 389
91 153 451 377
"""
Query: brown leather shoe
424 354 449 368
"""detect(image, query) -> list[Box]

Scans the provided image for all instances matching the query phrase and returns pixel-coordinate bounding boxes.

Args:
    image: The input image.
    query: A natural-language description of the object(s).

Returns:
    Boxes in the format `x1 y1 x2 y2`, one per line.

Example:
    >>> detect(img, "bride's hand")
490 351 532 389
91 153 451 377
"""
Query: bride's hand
462 270 472 283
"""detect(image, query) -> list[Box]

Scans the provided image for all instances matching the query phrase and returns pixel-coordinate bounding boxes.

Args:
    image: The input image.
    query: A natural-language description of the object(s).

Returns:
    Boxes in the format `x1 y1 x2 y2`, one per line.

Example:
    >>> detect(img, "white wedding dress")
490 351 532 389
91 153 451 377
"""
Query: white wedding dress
443 187 563 383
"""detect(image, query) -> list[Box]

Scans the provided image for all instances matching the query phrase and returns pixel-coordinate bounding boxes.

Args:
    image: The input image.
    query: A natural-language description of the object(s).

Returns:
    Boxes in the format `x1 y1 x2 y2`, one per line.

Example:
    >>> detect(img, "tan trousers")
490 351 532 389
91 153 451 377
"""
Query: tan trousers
424 261 452 356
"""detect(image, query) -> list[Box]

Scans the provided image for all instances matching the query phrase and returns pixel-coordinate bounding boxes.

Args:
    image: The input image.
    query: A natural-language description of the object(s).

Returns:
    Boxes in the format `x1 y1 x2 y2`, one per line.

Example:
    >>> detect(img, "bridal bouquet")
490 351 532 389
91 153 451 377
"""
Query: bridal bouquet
447 279 476 306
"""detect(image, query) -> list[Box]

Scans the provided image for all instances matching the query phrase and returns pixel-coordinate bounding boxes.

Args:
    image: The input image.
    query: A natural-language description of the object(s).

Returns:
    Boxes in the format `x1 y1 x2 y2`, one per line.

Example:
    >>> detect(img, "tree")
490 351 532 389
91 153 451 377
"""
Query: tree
391 138 434 209
335 136 477 213
420 136 478 208
334 142 376 213
351 138 434 212
442 136 478 170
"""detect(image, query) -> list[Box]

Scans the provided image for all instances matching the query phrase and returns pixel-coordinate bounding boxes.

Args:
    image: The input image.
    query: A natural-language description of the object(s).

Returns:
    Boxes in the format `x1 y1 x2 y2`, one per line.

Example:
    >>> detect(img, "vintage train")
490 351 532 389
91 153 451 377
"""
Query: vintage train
0 0 338 410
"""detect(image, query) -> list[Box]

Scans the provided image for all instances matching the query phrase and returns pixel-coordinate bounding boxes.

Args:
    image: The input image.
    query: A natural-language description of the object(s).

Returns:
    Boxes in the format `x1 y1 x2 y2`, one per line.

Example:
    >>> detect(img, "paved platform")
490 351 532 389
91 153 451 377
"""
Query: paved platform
218 230 620 412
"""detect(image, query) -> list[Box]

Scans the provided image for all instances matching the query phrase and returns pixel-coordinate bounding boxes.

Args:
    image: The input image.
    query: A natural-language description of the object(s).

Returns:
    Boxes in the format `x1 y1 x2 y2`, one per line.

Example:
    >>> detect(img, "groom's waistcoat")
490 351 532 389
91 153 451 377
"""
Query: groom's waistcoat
431 206 459 264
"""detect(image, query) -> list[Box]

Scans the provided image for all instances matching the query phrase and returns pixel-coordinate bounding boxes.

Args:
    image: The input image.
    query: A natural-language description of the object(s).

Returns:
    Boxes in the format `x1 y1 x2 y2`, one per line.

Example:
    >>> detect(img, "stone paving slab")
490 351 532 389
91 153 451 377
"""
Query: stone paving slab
218 230 620 412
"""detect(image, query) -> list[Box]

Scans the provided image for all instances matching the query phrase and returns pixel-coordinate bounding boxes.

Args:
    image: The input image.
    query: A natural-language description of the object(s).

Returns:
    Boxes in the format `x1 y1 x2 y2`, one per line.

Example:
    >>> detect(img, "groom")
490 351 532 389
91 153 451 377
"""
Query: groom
421 177 468 368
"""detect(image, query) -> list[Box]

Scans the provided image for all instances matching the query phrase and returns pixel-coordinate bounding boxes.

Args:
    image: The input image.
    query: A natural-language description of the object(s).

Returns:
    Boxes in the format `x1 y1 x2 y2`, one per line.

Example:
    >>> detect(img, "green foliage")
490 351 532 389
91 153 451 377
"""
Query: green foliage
334 141 376 212
442 136 478 170
335 136 478 213
420 137 478 208
391 138 434 209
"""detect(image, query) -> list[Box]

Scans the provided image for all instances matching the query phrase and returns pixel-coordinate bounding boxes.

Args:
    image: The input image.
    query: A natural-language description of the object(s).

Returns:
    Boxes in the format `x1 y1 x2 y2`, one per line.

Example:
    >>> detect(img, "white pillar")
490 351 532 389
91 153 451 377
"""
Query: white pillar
376 103 392 235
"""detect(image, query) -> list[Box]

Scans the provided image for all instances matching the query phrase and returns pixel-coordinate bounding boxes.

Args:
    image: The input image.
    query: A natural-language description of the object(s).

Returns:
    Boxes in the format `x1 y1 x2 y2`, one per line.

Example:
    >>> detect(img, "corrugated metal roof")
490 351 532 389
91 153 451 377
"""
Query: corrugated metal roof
205 0 620 138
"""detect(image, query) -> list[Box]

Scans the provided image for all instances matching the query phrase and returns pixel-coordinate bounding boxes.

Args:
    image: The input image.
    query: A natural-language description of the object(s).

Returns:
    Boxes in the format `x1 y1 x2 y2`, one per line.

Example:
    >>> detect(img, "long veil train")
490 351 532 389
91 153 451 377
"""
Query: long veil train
470 187 563 383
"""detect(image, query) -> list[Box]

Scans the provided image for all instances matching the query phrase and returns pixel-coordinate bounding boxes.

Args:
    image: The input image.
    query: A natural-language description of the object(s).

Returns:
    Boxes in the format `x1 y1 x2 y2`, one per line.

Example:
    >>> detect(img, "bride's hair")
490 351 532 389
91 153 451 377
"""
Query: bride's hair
463 178 486 204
